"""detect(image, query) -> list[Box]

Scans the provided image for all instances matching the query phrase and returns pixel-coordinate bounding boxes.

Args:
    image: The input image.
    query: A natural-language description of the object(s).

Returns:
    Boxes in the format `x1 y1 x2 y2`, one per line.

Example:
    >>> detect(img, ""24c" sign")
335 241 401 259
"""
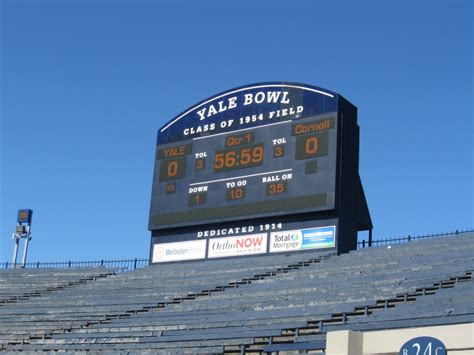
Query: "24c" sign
400 336 446 355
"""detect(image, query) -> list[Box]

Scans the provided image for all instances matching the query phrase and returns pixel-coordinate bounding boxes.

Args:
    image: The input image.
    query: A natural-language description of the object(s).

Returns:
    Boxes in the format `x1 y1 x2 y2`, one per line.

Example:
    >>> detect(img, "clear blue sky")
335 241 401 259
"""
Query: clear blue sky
1 1 472 262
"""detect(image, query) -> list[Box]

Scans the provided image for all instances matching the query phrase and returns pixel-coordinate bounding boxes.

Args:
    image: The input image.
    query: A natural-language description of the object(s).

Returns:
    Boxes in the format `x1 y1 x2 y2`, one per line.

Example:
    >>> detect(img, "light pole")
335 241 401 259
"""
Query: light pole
12 209 33 268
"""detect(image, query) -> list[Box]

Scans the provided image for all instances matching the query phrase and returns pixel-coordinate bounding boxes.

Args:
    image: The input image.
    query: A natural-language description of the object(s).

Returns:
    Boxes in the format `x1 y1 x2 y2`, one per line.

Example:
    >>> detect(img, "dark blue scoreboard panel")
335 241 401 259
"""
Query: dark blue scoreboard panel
149 83 340 231
149 113 337 229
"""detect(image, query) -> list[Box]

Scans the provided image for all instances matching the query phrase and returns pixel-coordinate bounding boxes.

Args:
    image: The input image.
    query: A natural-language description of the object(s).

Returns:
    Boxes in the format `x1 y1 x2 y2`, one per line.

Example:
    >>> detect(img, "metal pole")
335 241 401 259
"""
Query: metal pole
368 228 373 247
21 228 31 268
12 234 20 268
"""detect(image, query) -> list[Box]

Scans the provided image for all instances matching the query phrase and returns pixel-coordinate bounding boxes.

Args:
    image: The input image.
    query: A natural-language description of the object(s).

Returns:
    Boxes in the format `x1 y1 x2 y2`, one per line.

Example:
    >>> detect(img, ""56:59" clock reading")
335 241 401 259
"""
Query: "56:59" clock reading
214 143 264 173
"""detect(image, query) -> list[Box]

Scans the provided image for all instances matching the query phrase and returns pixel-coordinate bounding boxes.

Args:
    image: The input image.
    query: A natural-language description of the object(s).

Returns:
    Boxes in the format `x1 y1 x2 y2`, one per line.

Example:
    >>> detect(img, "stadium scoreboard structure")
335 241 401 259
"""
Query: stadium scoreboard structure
149 82 372 263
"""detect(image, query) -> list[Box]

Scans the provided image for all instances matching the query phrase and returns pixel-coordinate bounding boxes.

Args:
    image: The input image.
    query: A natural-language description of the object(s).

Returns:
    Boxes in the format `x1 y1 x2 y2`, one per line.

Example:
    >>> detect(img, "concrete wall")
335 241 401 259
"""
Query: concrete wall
326 323 473 355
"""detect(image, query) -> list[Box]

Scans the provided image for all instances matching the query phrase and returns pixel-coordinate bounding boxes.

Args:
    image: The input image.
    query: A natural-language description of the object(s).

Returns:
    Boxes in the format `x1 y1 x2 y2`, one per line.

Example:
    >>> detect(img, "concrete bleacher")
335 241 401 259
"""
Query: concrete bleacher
0 232 472 353
0 267 119 346
0 267 118 303
0 252 332 351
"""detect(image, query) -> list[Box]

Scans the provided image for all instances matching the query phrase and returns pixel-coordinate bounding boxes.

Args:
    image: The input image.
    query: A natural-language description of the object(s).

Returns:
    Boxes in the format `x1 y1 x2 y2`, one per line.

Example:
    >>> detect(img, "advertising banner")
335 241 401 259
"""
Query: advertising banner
269 230 302 252
152 239 207 263
270 225 335 253
208 233 267 258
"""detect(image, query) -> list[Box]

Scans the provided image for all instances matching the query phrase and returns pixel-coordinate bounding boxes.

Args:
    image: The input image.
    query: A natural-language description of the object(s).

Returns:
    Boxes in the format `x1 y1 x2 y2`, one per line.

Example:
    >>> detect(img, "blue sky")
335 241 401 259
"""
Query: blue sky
1 1 472 262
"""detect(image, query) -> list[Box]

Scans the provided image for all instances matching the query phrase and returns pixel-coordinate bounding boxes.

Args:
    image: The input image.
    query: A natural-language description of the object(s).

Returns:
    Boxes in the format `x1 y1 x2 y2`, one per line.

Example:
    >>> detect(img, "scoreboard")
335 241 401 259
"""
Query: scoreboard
149 113 337 229
149 82 372 263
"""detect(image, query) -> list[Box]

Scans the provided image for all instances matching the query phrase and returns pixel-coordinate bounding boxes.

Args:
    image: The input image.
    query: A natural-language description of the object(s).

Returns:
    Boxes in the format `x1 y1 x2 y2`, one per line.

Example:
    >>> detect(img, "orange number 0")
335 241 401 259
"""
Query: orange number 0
305 137 318 155
168 161 178 177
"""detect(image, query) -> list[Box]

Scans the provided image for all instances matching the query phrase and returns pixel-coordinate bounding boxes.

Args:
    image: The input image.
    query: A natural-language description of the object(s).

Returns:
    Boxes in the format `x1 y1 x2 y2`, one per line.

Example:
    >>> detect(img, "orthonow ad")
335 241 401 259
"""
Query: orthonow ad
208 233 267 258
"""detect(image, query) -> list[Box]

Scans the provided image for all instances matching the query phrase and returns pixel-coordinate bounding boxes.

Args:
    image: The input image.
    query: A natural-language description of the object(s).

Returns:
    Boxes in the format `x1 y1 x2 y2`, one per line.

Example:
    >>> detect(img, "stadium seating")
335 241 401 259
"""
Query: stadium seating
0 267 118 346
0 232 472 354
0 267 118 303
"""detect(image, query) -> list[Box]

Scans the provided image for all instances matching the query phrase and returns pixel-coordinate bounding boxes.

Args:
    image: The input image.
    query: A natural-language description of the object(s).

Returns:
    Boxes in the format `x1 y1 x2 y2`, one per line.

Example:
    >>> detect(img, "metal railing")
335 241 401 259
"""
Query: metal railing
357 229 473 249
1 229 472 270
1 258 149 272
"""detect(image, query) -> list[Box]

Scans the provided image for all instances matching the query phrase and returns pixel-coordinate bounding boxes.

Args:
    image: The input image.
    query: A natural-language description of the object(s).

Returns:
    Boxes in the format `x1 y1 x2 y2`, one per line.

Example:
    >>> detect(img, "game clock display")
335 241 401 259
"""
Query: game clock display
149 113 338 229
